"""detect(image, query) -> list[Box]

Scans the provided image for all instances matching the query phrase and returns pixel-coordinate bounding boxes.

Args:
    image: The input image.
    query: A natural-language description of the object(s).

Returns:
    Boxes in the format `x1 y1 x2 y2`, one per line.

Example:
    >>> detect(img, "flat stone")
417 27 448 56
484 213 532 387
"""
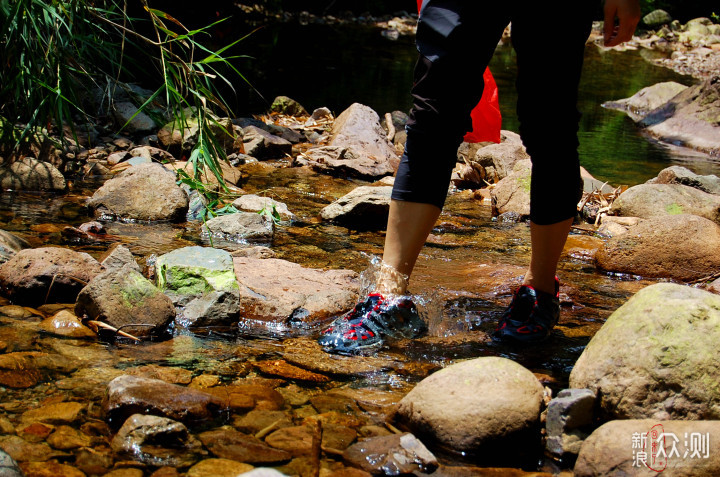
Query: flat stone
125 364 193 385
0 351 76 389
198 429 292 464
233 410 293 435
281 338 400 377
254 360 330 383
342 433 438 475
19 461 85 477
187 458 254 477
242 126 292 159
46 425 92 450
21 402 84 425
156 246 238 296
264 426 314 456
232 195 295 221
0 436 64 462
203 212 274 243
320 186 392 228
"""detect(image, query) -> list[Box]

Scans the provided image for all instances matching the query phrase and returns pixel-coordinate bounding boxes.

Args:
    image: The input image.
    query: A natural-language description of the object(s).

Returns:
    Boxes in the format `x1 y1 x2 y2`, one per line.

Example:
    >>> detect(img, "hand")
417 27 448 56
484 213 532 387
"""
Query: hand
603 0 641 47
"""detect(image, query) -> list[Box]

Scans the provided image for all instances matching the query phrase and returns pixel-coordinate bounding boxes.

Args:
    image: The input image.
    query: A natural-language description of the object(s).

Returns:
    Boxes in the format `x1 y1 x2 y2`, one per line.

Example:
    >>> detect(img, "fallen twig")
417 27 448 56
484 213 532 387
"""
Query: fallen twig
85 320 141 342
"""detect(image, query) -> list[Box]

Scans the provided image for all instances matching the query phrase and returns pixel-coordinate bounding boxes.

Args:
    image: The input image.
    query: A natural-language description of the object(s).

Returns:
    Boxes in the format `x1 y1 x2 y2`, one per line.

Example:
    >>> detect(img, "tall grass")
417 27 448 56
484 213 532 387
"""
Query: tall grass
0 0 254 192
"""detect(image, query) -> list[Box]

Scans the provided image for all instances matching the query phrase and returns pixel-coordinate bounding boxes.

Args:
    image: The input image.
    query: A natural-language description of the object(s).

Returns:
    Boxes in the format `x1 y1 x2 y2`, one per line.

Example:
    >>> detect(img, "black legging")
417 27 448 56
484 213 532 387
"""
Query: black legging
391 0 595 225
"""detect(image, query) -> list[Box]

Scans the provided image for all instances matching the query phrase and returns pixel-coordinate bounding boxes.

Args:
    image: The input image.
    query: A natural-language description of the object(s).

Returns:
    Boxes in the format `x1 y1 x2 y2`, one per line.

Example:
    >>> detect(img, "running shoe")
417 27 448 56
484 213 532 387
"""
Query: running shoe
492 278 560 343
318 293 427 355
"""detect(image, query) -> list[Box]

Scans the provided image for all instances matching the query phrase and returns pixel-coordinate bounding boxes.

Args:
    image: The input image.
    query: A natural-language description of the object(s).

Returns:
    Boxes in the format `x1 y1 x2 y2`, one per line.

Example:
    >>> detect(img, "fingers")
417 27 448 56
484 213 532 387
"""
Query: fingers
603 3 617 45
603 0 641 47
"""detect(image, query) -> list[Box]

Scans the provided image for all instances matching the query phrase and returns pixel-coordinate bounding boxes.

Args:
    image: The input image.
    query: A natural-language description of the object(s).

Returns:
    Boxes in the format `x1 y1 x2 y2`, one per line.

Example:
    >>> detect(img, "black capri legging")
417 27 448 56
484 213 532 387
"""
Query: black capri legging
391 0 595 225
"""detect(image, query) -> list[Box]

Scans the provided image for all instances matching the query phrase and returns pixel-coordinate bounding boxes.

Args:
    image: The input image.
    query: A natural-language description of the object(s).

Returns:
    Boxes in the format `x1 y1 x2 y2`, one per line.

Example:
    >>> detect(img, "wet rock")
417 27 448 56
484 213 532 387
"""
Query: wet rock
491 160 531 219
574 420 720 477
180 290 240 328
234 410 293 435
270 96 308 117
0 351 76 388
198 429 292 464
282 338 399 377
255 359 330 383
243 126 293 160
609 183 720 223
595 215 720 281
46 425 92 450
19 461 85 477
0 435 63 462
343 433 438 475
105 469 144 477
87 162 189 222
603 82 687 120
39 310 96 338
187 458 254 477
126 364 193 385
322 424 357 451
15 422 53 443
570 283 720 420
102 375 227 429
21 401 84 425
204 385 280 412
546 389 596 457
233 257 359 328
74 446 114 475
75 264 175 338
232 195 295 221
111 414 203 467
396 357 543 455
0 247 103 306
320 186 392 228
264 426 314 456
203 212 274 243
450 162 483 189
0 230 29 265
300 103 399 179
473 140 530 183
649 165 720 195
100 244 140 273
638 77 720 155
0 157 66 191
230 246 276 259
0 450 22 477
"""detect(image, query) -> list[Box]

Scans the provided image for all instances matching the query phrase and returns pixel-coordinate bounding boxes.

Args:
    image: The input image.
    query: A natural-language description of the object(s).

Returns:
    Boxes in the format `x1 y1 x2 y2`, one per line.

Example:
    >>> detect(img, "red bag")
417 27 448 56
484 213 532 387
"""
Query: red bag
416 0 502 143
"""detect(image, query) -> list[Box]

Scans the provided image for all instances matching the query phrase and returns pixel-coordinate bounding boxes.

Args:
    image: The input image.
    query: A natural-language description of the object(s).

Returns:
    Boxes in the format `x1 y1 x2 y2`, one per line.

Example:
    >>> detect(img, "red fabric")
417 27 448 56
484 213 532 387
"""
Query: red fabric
416 0 502 143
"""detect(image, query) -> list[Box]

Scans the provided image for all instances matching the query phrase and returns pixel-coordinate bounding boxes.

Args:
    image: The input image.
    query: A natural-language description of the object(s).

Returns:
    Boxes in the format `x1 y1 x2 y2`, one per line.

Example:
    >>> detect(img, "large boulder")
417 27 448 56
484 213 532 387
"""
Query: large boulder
395 357 544 455
155 246 240 327
75 264 175 338
638 77 720 155
233 257 359 330
320 186 392 228
575 420 720 476
242 126 292 160
472 140 530 183
649 166 720 195
609 183 720 223
299 103 399 179
570 283 720 420
595 214 720 281
0 157 66 191
490 160 531 219
0 247 103 306
87 163 189 222
603 82 688 121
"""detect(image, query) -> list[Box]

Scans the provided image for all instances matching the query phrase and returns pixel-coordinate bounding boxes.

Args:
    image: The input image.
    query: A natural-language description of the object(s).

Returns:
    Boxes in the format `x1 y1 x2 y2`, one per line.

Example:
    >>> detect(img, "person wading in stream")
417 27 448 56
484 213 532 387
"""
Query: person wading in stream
318 0 641 354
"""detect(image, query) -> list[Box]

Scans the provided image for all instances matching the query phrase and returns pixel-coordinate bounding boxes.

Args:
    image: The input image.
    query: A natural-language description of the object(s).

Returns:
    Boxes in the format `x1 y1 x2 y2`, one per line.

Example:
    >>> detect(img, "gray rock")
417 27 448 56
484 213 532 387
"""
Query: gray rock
473 141 530 183
112 102 156 134
111 414 202 467
650 166 720 195
179 289 240 327
570 283 720 420
595 214 720 281
203 212 274 243
0 157 66 191
0 449 23 477
490 159 531 219
0 247 103 306
643 9 673 28
575 420 720 477
156 246 238 296
610 183 720 223
342 433 438 475
87 163 189 222
100 244 140 273
396 357 543 454
320 186 392 228
0 230 29 265
102 375 226 429
75 264 175 338
242 126 292 159
233 257 359 330
232 195 295 221
546 388 596 457
603 82 688 121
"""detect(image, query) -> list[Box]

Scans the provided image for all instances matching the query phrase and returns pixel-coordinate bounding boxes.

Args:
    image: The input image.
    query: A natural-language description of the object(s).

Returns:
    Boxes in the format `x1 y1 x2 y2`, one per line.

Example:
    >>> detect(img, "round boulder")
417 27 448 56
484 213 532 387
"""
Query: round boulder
87 162 189 222
395 357 543 455
0 247 103 306
609 183 720 223
595 214 720 281
570 283 720 420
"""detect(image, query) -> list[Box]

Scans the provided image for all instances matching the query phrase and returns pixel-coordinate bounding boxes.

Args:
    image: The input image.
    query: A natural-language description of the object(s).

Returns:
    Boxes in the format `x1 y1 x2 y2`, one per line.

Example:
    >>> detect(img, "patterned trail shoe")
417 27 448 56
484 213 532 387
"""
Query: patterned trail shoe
492 278 560 344
318 293 427 355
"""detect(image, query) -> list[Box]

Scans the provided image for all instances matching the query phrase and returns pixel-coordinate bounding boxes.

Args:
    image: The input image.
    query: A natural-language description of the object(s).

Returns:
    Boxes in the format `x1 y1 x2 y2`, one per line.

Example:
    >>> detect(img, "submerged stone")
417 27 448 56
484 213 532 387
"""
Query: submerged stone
156 246 238 296
342 433 438 475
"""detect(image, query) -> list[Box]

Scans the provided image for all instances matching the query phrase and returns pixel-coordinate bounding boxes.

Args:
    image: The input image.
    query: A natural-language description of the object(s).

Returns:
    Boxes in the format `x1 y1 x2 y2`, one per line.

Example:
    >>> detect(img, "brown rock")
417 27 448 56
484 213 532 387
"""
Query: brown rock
16 422 54 442
490 160 531 219
46 425 92 449
187 458 254 477
74 446 113 475
322 424 357 451
575 420 720 476
234 410 293 435
198 429 292 464
125 365 193 385
150 467 181 477
281 338 399 377
595 214 720 281
0 435 63 462
264 425 314 456
102 375 227 428
255 360 330 383
0 247 103 306
609 183 720 223
87 163 189 222
19 461 85 477
343 433 438 475
21 402 84 425
104 469 144 477
209 384 284 412
233 257 359 326
0 157 66 191
0 352 76 389
39 310 96 338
